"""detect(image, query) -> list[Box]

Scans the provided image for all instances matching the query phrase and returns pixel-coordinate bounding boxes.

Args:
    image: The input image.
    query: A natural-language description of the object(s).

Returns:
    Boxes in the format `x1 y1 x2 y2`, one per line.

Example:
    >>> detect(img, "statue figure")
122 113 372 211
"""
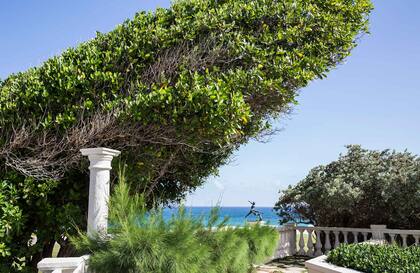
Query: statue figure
245 201 263 222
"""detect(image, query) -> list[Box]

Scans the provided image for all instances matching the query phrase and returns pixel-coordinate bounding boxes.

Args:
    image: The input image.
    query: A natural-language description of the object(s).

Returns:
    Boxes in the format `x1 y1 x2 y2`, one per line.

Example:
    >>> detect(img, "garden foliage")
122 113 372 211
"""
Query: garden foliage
275 145 420 229
327 243 420 273
73 173 278 273
0 0 372 270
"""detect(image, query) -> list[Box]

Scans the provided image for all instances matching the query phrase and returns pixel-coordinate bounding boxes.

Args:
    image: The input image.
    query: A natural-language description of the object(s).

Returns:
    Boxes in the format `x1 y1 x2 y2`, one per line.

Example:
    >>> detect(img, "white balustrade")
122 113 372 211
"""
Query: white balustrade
384 228 420 247
276 224 420 258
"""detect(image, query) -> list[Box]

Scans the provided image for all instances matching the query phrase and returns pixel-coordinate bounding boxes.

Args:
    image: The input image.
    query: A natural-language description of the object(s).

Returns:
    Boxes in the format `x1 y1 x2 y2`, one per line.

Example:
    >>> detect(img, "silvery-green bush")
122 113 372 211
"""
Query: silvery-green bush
275 145 420 229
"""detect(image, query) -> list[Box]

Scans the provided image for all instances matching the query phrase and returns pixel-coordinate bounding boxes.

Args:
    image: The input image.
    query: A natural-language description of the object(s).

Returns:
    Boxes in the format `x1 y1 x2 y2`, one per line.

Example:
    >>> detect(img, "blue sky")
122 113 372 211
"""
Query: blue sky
1 1 419 207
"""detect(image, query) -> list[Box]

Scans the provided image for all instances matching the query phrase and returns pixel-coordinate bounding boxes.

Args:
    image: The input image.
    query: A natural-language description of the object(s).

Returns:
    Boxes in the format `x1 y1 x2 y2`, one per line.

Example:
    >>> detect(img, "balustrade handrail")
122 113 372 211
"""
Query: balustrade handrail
296 226 420 234
384 228 420 235
296 226 372 233
295 226 420 235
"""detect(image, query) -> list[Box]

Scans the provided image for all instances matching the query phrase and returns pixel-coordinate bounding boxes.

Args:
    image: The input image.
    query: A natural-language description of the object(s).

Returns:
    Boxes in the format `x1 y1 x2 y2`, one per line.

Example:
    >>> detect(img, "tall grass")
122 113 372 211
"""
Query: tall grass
72 173 278 273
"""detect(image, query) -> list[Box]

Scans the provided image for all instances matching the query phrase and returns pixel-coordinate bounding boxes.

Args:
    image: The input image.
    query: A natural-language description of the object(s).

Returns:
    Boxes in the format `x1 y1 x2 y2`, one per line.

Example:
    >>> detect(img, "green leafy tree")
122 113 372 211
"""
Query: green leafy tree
275 145 420 229
0 0 372 271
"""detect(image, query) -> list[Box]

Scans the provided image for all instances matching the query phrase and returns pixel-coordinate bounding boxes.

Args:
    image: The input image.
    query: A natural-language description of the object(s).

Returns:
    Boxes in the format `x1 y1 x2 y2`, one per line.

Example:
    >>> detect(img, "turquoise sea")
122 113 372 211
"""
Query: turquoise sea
163 207 280 226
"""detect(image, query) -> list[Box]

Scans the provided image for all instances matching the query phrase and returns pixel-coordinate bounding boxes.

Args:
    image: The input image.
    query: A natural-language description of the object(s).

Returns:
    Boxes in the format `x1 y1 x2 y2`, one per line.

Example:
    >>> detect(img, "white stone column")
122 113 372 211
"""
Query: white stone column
80 148 120 237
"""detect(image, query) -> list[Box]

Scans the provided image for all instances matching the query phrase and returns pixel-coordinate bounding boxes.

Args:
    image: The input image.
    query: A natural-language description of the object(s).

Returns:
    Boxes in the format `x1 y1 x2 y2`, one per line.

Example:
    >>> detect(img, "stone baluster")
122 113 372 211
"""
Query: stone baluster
354 232 359 243
314 230 323 256
290 225 297 256
362 232 368 242
402 234 408 247
306 229 314 256
389 233 396 245
324 231 332 254
333 231 340 248
343 231 348 244
298 229 306 255
414 235 420 246
287 223 297 256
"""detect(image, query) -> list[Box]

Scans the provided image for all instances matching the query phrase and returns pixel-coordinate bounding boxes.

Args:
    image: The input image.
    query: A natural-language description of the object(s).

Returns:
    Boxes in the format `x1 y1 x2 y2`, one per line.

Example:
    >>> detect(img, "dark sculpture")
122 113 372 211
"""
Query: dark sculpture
245 201 263 222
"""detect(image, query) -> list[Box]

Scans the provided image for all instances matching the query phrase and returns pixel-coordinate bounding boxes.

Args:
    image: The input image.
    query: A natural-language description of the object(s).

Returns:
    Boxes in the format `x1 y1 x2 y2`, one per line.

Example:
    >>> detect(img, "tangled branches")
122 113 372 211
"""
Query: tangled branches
0 110 235 181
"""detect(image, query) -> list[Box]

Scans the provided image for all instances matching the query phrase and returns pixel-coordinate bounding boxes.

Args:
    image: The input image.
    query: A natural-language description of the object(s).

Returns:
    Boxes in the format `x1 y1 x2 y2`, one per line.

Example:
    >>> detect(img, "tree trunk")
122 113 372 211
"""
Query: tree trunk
57 239 77 257
29 240 55 271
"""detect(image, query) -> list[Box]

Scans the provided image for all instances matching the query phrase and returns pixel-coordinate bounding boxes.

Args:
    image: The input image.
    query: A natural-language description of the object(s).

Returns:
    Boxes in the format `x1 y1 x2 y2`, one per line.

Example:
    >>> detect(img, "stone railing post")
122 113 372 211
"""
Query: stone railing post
81 147 120 237
275 223 297 258
370 224 387 241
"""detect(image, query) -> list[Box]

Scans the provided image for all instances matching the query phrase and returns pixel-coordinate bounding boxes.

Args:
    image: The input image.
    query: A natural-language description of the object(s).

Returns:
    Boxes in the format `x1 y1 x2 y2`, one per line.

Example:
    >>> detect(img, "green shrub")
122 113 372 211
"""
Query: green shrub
72 173 278 273
327 243 420 273
275 145 420 229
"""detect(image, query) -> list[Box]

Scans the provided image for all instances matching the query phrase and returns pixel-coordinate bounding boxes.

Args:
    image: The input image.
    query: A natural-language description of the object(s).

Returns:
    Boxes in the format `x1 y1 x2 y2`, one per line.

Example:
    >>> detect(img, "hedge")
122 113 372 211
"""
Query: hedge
327 243 420 273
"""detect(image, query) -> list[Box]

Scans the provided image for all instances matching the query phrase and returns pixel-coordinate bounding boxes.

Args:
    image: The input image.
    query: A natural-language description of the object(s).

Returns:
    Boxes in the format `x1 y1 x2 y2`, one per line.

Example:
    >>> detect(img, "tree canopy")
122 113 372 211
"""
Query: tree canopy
0 0 372 271
275 145 420 229
0 0 372 190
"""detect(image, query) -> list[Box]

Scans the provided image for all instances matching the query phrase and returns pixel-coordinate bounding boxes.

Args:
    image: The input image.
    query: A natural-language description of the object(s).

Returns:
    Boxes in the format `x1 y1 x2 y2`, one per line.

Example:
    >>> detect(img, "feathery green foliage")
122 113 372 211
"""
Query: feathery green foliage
73 172 278 273
327 243 420 273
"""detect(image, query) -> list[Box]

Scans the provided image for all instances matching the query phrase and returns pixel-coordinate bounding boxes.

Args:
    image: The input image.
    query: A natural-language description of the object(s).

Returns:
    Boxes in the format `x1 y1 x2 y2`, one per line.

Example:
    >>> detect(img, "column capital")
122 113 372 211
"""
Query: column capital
81 147 121 170
81 147 121 157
